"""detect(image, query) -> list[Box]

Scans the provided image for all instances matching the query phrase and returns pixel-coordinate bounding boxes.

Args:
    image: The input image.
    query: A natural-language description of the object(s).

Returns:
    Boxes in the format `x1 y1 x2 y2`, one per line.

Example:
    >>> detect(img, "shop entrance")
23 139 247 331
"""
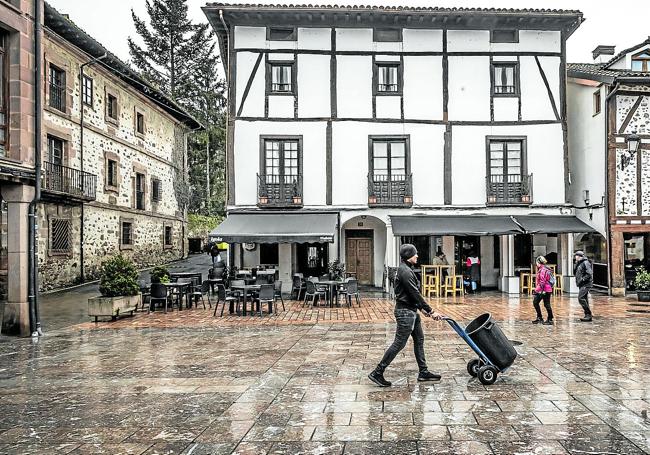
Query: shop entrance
456 236 481 289
346 230 373 285
624 233 650 291
297 243 329 278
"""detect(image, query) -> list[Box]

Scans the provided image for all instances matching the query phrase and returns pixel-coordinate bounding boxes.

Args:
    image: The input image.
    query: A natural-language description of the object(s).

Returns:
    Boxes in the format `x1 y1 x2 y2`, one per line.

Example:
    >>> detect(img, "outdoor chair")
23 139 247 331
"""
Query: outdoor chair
274 280 285 311
192 280 212 309
255 284 276 316
292 275 306 300
304 280 327 307
149 283 169 314
342 279 361 307
139 281 151 312
214 284 239 317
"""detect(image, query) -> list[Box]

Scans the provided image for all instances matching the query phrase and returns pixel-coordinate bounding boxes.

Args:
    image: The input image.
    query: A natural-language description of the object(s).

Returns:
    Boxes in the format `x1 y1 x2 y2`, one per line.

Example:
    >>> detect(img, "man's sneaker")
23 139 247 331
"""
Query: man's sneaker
532 318 543 324
542 319 554 325
368 370 391 387
580 315 593 322
417 370 442 382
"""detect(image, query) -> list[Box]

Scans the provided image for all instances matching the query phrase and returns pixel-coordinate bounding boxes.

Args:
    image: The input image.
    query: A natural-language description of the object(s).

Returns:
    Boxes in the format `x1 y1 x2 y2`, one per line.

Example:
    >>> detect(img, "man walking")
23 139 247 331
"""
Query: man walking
368 244 443 387
574 250 593 322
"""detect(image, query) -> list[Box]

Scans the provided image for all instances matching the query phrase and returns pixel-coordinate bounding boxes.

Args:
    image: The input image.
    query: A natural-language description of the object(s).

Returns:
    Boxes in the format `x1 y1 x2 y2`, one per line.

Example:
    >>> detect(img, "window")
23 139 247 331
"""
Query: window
593 89 601 115
260 243 279 265
106 159 118 187
47 135 64 165
375 63 401 94
371 138 407 178
631 51 650 71
82 75 93 106
135 111 145 135
135 173 145 210
151 178 162 202
374 28 401 42
164 225 172 247
50 218 71 254
267 27 296 41
263 138 299 182
48 64 66 111
0 32 8 157
486 138 530 204
269 63 294 94
488 139 524 180
492 63 518 96
106 93 118 121
121 221 133 247
491 30 519 43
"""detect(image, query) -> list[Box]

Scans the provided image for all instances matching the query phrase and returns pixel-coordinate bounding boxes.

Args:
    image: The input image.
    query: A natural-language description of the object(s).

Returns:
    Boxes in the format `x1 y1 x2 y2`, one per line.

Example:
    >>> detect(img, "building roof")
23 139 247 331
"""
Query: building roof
44 2 202 130
567 63 650 85
603 37 650 69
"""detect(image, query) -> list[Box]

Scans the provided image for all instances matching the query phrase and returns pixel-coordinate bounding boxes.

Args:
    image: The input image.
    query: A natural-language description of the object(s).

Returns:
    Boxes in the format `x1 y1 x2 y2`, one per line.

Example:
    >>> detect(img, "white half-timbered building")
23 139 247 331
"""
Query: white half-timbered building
205 3 590 294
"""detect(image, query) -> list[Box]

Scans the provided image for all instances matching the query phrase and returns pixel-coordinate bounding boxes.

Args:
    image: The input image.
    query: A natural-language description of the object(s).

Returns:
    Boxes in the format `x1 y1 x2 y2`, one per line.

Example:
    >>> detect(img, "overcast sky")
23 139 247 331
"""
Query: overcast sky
48 0 650 65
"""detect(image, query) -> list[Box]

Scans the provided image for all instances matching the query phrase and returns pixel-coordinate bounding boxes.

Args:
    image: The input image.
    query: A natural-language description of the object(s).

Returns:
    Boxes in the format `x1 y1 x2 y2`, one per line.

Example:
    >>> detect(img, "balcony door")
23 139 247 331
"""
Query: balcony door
261 137 301 205
487 138 527 204
369 137 410 205
47 135 65 193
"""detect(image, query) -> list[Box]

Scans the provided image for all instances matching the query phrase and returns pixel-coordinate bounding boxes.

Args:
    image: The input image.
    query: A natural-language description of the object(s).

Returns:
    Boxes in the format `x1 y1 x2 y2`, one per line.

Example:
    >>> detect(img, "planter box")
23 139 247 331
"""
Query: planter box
88 294 140 322
637 291 650 302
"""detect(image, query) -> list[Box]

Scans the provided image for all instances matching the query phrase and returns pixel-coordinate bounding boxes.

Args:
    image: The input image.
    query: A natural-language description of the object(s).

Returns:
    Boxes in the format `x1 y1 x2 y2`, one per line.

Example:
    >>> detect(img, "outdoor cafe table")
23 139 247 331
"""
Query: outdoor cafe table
170 272 202 282
318 280 346 307
230 284 262 315
164 280 191 309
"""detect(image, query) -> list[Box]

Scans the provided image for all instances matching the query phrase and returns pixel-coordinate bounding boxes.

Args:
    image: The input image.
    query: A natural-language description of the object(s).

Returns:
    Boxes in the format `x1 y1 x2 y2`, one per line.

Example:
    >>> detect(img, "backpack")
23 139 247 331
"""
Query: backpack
548 269 556 288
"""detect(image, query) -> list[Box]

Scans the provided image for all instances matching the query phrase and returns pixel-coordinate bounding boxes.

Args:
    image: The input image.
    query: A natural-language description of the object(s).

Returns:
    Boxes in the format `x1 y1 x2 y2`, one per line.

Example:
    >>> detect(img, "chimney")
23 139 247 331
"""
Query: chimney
592 45 616 63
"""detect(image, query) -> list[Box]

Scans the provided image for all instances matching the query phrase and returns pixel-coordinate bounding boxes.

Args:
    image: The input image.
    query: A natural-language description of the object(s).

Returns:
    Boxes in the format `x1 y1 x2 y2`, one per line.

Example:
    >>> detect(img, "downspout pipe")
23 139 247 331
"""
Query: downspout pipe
79 53 107 283
28 0 42 337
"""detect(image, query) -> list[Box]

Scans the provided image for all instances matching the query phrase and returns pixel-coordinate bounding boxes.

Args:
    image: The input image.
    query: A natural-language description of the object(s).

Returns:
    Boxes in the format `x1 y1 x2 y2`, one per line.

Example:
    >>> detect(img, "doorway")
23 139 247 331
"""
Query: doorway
456 236 481 288
346 230 374 285
297 243 329 278
624 233 650 291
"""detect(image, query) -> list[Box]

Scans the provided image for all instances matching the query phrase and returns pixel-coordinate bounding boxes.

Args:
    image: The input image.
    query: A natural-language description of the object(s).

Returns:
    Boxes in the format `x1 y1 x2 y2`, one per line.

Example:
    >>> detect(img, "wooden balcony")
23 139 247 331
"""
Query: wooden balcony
486 174 533 206
257 173 303 208
42 161 97 202
368 173 413 207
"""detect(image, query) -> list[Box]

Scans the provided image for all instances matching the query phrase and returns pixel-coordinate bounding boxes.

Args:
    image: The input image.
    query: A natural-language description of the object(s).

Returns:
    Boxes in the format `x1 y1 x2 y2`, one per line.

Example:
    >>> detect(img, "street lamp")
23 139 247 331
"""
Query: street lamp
621 131 641 170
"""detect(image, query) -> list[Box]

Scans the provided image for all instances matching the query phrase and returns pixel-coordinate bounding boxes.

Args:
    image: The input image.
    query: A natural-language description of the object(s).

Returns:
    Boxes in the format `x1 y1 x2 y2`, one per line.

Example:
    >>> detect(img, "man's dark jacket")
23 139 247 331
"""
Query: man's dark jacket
574 257 593 288
394 261 433 313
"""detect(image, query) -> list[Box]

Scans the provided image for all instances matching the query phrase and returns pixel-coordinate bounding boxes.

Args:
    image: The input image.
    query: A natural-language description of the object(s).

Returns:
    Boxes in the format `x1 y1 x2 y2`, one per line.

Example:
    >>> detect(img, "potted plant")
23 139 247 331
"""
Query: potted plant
150 265 170 284
88 254 141 322
291 180 302 205
368 195 377 205
328 260 346 281
634 266 650 302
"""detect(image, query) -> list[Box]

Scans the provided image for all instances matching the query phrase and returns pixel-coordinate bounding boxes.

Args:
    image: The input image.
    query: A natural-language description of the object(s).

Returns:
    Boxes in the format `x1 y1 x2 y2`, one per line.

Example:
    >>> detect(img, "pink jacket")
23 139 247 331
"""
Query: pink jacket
535 265 553 293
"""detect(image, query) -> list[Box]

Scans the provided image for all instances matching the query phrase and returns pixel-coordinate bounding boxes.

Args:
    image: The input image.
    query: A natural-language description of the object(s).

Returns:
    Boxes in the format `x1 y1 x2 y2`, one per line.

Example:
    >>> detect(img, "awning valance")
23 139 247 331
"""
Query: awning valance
514 216 594 234
390 215 522 236
209 212 338 244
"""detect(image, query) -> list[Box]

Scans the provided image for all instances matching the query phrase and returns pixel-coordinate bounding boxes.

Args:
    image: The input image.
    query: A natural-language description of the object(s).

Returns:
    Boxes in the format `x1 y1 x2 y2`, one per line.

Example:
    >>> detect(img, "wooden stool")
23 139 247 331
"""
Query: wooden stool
423 274 439 298
520 273 533 294
553 273 563 295
444 275 464 297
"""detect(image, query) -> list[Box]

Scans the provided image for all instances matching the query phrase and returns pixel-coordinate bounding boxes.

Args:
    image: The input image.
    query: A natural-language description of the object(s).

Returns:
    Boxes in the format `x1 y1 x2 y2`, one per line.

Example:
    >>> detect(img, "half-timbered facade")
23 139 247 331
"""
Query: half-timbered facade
206 4 588 293
568 38 650 296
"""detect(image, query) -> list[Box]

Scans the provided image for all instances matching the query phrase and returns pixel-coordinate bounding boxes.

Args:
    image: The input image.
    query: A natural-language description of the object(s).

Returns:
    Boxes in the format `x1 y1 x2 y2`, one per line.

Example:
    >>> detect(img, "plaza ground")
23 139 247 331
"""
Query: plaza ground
1 259 650 454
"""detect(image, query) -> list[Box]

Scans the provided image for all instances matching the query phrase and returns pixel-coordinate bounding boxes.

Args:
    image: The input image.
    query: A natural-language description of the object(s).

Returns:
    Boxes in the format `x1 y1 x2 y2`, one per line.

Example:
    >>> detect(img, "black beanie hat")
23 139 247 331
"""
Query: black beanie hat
400 244 418 261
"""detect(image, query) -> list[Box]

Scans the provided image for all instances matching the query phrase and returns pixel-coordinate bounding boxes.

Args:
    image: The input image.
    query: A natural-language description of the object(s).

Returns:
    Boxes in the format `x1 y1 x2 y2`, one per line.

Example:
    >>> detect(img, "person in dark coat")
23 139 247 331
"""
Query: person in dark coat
368 244 443 387
574 250 593 322
465 252 481 292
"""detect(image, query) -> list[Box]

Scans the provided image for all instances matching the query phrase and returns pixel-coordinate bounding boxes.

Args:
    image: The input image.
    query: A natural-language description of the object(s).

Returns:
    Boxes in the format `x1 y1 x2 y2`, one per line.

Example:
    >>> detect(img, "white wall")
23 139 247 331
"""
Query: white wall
403 56 443 120
298 54 331 117
520 56 561 121
236 52 265 117
448 56 491 121
336 55 373 118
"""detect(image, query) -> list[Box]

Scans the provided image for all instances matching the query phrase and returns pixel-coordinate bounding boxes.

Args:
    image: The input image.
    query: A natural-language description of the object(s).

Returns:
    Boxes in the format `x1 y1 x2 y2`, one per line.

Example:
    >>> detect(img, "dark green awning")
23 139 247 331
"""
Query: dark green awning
209 212 337 244
514 216 594 234
390 215 522 236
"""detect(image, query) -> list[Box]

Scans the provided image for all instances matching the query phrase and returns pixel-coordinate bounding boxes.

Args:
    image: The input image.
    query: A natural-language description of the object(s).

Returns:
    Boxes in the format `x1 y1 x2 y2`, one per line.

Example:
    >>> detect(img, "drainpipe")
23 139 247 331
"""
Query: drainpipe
28 0 42 337
79 53 107 283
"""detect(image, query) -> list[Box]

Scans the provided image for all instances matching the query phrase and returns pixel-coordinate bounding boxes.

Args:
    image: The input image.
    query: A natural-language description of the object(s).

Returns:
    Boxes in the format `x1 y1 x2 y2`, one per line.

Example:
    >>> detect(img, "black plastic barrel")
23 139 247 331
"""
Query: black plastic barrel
465 313 517 370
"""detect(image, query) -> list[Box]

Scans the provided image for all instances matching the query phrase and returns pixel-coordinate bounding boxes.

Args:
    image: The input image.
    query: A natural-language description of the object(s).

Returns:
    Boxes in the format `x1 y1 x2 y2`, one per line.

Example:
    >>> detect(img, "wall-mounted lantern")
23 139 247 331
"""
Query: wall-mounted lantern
621 131 641 170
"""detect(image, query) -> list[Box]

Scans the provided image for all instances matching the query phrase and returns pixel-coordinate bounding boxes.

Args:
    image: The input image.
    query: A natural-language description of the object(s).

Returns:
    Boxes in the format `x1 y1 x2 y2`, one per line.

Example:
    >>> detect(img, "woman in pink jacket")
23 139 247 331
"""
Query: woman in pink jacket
532 256 554 325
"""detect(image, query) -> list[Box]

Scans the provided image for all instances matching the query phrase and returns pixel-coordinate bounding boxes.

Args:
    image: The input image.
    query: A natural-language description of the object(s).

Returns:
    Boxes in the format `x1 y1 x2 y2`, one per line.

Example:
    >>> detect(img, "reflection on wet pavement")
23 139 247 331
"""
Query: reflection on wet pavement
1 296 649 454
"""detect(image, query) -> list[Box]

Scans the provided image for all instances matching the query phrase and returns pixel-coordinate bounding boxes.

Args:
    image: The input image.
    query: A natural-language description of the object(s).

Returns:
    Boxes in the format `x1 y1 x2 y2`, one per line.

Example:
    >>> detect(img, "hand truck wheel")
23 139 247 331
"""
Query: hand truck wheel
478 365 498 385
467 359 480 378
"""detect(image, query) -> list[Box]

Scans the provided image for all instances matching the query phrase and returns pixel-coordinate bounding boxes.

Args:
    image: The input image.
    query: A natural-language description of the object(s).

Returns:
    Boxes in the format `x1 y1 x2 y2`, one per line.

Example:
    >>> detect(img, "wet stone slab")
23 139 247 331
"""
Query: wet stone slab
1 295 650 454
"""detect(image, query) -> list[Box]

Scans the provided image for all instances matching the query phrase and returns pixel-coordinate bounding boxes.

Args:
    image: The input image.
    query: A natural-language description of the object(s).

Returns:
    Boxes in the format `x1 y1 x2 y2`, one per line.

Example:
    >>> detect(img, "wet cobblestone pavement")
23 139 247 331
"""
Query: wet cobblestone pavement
1 295 650 454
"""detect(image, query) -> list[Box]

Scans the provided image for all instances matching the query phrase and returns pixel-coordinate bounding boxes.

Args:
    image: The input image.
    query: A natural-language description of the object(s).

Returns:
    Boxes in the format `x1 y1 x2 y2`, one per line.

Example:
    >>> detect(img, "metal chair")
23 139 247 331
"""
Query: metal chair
255 284 276 316
304 280 327 307
192 280 212 309
214 284 239 317
274 280 285 310
149 283 169 313
291 275 306 300
342 279 361 306
139 281 151 312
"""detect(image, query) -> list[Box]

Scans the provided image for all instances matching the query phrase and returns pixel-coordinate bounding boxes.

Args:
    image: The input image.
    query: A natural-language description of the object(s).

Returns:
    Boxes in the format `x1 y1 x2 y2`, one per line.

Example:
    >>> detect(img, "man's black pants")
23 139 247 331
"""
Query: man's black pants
378 308 427 372
578 286 592 316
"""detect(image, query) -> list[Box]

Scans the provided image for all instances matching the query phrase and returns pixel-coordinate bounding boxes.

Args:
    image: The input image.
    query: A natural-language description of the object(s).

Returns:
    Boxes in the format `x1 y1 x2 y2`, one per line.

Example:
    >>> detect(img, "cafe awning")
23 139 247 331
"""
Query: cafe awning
390 215 522 236
209 212 338 244
514 215 594 234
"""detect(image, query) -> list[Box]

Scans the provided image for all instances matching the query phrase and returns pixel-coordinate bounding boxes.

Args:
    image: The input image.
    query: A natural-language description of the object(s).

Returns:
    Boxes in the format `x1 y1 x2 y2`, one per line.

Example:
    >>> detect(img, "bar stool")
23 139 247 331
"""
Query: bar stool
444 275 464 297
423 274 439 298
520 273 534 294
553 273 563 295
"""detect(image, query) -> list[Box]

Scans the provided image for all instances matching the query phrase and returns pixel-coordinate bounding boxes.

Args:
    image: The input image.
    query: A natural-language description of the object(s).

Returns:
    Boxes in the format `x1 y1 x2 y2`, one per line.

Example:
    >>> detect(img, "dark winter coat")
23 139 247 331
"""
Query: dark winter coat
574 257 593 288
394 261 433 313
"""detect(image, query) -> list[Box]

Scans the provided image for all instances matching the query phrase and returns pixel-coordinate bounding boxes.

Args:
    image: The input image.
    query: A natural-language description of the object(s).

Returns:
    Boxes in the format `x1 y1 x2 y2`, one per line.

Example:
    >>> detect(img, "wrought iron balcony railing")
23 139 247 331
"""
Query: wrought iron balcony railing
486 173 533 205
368 173 413 206
257 173 303 207
42 161 97 201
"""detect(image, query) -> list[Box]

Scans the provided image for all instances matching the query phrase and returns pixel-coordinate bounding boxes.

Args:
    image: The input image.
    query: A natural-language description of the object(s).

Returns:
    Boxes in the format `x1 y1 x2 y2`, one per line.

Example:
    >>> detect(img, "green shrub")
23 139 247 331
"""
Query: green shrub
328 260 346 280
634 266 650 291
150 265 170 284
98 255 140 297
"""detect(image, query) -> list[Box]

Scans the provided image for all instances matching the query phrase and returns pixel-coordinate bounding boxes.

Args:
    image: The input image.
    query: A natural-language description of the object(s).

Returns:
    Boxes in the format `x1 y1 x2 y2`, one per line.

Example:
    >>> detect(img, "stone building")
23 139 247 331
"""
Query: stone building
568 38 650 295
0 1 201 336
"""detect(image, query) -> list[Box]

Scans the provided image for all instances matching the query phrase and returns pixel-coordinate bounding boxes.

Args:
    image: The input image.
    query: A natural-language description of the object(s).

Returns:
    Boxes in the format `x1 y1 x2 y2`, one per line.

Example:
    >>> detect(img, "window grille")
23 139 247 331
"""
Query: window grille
49 65 66 111
50 219 71 253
